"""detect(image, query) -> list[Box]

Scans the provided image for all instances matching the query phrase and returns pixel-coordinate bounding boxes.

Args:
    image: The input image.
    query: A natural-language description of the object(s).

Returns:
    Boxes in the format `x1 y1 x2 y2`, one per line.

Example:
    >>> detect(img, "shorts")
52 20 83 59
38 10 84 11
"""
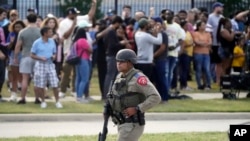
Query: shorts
33 61 58 88
9 51 21 66
218 47 232 60
19 56 35 74
210 46 221 64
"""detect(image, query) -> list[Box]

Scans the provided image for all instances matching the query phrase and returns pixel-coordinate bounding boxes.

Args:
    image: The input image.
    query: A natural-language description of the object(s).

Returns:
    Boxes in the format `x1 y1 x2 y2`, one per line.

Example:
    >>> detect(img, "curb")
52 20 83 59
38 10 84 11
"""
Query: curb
1 113 250 122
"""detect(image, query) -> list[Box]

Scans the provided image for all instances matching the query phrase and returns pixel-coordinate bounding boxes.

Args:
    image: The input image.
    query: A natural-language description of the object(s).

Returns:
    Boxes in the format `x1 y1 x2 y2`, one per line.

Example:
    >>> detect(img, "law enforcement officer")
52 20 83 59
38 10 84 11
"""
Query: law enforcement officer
105 49 161 141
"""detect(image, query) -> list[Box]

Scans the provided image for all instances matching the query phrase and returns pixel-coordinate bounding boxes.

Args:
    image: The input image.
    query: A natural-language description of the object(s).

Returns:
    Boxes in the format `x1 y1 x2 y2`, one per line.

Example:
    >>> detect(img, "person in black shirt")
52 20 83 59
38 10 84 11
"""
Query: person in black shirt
151 17 169 103
103 16 127 99
95 20 107 100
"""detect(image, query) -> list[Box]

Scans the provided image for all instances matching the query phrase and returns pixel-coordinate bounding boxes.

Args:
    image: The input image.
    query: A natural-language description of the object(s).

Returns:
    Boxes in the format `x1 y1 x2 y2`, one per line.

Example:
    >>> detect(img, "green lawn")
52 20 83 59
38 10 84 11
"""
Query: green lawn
1 68 250 113
0 132 228 141
1 68 221 98
1 99 250 113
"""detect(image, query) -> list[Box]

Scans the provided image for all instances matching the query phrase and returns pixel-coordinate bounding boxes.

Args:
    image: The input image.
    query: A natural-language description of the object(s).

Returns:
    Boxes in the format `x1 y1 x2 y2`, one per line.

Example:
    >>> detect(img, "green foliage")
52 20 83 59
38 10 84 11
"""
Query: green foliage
218 0 250 17
57 0 103 19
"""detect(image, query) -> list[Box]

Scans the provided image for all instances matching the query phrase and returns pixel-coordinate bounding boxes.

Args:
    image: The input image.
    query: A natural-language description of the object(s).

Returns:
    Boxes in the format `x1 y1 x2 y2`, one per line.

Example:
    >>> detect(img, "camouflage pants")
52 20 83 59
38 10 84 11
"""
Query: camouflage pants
117 123 144 141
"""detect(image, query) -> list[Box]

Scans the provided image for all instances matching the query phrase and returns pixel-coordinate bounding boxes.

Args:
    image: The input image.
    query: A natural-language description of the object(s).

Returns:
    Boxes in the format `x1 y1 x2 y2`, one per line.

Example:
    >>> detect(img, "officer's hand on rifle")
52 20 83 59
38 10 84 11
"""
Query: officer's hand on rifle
123 107 137 117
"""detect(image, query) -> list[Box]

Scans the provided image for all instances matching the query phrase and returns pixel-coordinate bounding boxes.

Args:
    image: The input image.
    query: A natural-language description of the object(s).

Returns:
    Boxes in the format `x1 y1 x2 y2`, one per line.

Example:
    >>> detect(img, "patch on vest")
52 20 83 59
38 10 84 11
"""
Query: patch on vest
137 76 148 86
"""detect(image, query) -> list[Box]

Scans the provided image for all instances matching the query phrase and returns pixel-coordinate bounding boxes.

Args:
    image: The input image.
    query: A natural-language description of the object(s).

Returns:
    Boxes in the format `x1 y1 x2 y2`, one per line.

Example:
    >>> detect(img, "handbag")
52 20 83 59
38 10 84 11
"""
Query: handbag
66 42 84 65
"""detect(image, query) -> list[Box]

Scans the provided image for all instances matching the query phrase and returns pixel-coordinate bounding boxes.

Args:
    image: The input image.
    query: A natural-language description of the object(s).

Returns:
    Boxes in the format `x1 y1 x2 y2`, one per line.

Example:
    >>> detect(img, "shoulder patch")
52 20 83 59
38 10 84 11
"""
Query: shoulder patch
137 76 148 86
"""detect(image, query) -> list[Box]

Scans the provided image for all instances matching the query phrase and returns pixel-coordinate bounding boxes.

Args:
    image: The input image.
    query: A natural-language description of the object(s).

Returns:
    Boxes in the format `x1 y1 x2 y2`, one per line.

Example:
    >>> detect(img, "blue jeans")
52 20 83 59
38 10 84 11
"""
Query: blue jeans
75 59 90 98
84 62 92 97
179 54 191 88
193 54 211 88
154 59 168 101
165 56 178 90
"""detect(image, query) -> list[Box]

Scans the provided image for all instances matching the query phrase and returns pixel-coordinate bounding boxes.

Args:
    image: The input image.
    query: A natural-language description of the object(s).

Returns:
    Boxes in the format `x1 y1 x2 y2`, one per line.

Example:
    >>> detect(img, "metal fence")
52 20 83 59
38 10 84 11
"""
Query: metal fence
0 0 226 20
101 0 215 16
5 0 62 19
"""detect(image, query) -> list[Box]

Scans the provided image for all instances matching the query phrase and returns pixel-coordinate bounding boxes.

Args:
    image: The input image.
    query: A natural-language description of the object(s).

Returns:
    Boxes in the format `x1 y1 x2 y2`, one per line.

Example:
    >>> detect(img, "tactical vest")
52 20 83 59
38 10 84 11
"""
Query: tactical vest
107 69 146 113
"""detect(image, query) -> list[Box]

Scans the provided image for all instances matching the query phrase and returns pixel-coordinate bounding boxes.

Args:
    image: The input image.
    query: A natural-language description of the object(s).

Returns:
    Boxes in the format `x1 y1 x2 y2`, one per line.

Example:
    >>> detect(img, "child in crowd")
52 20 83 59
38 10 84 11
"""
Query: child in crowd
231 35 245 73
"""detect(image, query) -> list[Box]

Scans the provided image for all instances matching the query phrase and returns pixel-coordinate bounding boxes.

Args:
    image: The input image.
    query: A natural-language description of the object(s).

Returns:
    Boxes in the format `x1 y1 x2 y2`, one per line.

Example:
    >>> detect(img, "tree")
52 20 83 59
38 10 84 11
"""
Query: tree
57 0 103 19
218 0 250 17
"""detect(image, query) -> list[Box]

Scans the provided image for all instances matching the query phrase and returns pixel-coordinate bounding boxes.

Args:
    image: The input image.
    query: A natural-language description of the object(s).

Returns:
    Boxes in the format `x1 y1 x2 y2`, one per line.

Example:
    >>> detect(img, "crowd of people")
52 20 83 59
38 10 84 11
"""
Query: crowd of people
0 1 250 107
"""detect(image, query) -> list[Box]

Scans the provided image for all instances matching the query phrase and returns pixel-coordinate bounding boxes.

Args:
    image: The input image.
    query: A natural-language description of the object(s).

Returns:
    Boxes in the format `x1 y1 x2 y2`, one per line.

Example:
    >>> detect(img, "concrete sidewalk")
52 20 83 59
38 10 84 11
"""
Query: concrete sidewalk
1 113 250 122
1 92 248 102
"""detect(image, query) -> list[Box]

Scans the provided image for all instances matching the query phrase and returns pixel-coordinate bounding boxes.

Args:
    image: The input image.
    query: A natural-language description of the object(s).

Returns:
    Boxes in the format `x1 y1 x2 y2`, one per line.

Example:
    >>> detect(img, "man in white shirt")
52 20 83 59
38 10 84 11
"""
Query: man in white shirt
57 0 97 98
164 10 185 94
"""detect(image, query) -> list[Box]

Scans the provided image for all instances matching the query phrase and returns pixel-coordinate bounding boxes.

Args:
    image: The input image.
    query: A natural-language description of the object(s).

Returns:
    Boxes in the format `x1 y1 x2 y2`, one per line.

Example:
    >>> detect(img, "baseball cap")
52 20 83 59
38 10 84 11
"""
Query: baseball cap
151 17 163 24
46 13 55 18
212 2 224 9
138 18 149 28
107 9 116 16
77 20 92 28
66 7 80 15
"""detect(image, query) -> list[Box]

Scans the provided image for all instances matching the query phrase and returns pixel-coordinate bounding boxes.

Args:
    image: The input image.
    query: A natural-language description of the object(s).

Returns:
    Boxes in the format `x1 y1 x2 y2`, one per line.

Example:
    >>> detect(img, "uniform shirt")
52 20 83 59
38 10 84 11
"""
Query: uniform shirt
31 38 56 61
57 15 89 54
232 45 245 67
113 68 161 113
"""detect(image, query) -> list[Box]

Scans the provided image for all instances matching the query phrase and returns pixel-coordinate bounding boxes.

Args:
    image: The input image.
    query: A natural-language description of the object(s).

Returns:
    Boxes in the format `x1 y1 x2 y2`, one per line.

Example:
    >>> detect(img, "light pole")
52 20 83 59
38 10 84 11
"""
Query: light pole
191 0 195 8
115 0 118 14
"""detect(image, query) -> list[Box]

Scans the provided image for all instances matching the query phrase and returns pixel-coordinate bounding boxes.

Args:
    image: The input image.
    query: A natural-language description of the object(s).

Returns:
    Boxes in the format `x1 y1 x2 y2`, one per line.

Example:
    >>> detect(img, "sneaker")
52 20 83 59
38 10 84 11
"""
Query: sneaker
0 95 6 102
17 99 26 104
181 87 193 91
59 92 65 98
9 92 17 102
197 86 204 90
204 86 211 91
71 92 76 97
85 96 95 101
45 95 51 99
76 98 89 103
34 98 41 104
55 102 63 108
41 102 47 108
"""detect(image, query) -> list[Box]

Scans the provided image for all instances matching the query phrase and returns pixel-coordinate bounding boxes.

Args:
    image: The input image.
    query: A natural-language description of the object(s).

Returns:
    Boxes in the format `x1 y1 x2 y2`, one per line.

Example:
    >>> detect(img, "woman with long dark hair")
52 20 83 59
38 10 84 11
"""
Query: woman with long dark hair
192 20 212 90
73 27 92 103
216 18 235 84
41 17 63 78
8 20 26 101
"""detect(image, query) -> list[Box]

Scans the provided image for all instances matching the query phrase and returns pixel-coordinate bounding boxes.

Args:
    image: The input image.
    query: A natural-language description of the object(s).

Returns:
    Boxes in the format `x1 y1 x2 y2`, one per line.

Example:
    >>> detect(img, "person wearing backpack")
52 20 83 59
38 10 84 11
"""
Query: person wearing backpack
72 27 92 103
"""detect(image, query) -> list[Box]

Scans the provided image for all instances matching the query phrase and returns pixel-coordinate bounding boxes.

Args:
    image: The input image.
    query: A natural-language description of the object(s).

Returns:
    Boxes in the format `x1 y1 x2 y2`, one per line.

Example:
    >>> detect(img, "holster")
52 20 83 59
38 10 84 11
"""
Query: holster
111 111 145 126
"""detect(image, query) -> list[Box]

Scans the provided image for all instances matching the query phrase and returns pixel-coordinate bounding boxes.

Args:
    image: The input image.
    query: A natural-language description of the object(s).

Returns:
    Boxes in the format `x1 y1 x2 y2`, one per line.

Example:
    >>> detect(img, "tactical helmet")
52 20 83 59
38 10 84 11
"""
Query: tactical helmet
116 49 137 64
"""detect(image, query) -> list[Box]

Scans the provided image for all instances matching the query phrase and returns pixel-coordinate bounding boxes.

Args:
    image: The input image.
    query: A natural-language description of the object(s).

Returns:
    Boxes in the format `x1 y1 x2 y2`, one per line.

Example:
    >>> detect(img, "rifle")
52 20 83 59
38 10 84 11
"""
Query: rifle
98 102 111 141
98 80 115 141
